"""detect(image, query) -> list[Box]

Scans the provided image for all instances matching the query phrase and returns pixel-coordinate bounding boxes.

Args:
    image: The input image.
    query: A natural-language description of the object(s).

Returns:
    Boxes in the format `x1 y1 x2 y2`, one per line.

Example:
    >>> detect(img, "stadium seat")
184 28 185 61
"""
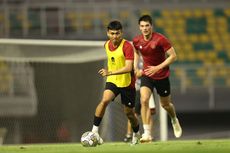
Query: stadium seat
214 9 225 17
64 11 79 32
9 11 23 31
28 9 41 32
152 10 162 19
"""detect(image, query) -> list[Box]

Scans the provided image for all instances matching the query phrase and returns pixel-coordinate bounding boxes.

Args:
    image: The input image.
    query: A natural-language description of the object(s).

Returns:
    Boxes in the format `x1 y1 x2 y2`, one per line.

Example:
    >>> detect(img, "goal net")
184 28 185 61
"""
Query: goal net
0 39 165 144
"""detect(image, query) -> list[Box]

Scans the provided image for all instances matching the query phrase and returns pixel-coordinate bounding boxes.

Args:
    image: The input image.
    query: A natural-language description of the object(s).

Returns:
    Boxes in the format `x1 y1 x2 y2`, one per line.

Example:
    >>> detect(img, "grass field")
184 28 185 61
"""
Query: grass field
0 139 229 153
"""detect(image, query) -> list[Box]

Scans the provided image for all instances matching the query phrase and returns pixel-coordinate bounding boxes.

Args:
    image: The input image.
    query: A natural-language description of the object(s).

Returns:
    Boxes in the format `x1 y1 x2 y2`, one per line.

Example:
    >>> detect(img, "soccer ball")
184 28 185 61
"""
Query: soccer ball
81 131 98 147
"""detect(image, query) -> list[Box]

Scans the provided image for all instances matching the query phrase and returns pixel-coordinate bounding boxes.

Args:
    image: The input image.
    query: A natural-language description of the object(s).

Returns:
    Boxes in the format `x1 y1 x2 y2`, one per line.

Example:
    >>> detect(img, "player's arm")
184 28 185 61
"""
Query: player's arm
98 60 133 76
109 60 133 75
144 47 177 76
134 48 140 71
134 48 142 78
157 46 177 69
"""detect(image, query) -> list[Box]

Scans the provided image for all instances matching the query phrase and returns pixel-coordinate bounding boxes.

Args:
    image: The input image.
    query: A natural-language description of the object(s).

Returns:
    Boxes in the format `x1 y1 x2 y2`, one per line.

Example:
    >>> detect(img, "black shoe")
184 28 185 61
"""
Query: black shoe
123 136 132 142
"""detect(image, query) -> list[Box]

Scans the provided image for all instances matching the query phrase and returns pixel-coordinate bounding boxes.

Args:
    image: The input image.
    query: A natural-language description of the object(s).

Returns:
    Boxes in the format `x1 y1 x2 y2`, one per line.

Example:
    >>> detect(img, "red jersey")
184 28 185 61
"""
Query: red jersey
105 40 135 88
133 32 172 80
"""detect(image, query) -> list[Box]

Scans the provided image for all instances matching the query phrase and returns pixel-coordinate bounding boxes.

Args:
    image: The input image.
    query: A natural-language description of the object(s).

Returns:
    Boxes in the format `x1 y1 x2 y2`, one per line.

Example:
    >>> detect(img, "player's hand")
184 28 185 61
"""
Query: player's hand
98 68 110 77
144 66 160 76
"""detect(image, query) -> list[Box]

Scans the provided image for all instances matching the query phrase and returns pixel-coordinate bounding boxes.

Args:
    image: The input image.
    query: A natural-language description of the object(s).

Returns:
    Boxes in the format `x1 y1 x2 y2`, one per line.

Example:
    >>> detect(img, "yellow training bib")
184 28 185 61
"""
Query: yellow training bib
105 39 131 87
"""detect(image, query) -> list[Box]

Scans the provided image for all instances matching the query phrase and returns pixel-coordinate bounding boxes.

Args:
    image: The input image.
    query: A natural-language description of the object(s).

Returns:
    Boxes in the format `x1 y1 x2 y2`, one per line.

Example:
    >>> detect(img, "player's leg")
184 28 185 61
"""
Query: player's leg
160 95 182 138
156 78 182 138
121 87 140 145
139 86 152 142
124 120 132 142
148 93 156 140
92 89 115 133
124 106 140 145
92 83 117 144
124 89 141 142
139 75 154 142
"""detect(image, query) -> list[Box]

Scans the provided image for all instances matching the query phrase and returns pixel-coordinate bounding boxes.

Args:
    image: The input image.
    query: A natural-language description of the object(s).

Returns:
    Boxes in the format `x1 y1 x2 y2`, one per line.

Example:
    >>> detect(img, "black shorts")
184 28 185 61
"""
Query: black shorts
140 76 170 97
105 82 136 108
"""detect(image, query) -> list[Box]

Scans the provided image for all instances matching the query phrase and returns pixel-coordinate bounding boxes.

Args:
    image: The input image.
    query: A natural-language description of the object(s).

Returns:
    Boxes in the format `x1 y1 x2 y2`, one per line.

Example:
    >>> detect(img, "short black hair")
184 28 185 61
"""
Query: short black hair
107 20 123 31
138 15 152 25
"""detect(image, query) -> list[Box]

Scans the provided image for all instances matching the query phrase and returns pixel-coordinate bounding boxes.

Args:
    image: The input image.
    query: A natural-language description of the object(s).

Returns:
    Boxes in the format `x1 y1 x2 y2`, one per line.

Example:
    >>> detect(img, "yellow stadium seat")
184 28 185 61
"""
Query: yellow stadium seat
215 59 224 65
175 18 185 27
119 11 129 18
172 9 181 17
177 52 185 61
184 44 193 51
155 18 164 27
193 9 203 17
140 9 151 16
162 10 171 17
218 68 228 77
196 51 206 61
188 34 199 43
210 34 221 42
165 27 173 35
224 8 230 16
204 9 213 17
187 52 196 61
174 27 184 34
183 9 193 18
221 34 230 42
199 34 210 43
196 67 207 78
208 51 217 60
226 78 230 87
215 43 224 51
164 17 174 27
207 26 216 34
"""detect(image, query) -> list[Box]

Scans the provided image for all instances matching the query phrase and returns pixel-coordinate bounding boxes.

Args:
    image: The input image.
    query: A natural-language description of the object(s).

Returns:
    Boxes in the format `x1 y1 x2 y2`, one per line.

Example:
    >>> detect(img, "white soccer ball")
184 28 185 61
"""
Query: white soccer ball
81 131 98 147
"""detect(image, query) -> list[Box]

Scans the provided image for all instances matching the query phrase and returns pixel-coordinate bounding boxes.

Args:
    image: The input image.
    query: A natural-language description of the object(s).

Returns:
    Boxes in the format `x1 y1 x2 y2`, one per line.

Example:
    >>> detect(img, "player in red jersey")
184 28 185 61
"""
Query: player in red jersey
133 15 182 142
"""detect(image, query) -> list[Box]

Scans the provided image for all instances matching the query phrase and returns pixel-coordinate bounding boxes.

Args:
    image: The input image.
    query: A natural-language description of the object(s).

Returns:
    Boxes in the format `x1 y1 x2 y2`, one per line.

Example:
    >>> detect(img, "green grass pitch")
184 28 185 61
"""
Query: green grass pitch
0 139 229 153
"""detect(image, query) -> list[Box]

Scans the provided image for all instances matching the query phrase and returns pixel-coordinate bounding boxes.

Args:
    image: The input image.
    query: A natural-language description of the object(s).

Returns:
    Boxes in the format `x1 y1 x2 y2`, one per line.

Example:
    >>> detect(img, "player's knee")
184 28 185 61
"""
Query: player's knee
125 110 135 120
126 111 138 126
140 98 149 107
99 99 110 107
161 102 171 110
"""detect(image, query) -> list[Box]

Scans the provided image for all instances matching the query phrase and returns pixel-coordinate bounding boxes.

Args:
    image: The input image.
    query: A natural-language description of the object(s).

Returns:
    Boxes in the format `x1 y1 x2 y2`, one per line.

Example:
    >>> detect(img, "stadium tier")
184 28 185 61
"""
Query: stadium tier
0 5 230 87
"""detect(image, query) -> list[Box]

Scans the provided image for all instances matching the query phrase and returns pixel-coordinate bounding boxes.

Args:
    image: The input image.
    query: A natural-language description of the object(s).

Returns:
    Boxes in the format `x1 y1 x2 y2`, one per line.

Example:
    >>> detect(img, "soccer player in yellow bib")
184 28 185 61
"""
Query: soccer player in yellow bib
91 20 140 145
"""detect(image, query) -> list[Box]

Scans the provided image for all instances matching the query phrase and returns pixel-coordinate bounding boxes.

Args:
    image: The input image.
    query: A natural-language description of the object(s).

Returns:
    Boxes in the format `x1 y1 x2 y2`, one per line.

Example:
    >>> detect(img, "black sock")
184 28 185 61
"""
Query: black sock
93 116 102 126
132 124 139 133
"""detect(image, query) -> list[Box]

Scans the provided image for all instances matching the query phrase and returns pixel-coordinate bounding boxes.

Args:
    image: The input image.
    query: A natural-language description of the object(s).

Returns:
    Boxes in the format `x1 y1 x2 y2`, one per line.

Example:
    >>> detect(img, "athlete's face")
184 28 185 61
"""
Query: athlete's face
139 21 152 37
107 29 123 46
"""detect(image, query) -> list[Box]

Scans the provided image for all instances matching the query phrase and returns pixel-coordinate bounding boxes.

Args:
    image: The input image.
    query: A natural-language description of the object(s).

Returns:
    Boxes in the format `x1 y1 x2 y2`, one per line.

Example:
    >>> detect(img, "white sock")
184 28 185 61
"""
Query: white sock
171 117 177 123
92 125 99 133
126 133 132 137
143 124 150 135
